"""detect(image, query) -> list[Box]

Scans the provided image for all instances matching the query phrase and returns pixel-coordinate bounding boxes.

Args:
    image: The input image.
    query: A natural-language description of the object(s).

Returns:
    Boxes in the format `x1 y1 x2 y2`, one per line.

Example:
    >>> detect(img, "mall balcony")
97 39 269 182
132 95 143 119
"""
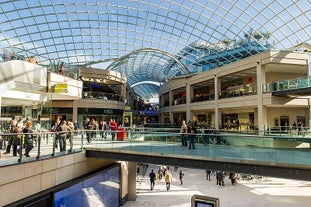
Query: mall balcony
0 57 83 107
218 83 257 99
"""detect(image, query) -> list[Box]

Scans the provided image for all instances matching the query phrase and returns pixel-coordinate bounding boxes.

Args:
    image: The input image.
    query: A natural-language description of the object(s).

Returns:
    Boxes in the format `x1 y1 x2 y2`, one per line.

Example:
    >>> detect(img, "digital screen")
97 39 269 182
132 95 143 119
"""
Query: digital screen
195 201 214 207
54 166 120 207
191 195 219 207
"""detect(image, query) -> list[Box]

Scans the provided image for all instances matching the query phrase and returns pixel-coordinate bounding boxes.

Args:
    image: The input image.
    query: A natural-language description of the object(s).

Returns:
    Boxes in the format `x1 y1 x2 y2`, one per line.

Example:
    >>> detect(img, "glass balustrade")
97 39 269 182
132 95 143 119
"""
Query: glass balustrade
82 91 125 102
263 76 311 93
1 127 311 167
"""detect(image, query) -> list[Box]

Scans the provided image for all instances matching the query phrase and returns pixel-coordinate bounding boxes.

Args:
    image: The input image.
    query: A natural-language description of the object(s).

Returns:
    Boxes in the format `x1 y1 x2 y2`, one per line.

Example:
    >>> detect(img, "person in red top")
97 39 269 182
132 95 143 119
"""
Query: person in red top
109 119 117 140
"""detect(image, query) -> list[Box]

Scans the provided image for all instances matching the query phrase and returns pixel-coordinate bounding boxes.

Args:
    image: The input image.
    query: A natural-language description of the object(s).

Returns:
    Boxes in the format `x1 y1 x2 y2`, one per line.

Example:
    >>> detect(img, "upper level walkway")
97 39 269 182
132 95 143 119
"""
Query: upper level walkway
1 128 311 181
263 75 311 97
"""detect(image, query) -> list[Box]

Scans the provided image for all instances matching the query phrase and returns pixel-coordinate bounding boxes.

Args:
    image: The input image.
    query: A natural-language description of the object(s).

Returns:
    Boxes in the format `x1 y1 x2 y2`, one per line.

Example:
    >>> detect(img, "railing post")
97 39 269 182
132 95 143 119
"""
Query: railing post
18 135 22 163
51 132 55 156
36 134 41 159
81 131 84 150
46 133 48 145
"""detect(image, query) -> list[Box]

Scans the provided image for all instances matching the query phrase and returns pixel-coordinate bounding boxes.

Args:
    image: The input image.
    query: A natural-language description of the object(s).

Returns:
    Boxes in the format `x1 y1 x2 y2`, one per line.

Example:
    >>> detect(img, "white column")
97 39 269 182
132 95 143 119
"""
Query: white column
308 98 311 131
214 75 220 129
168 90 173 123
120 83 126 102
0 96 2 119
186 80 191 122
127 162 137 201
256 61 266 134
72 100 78 123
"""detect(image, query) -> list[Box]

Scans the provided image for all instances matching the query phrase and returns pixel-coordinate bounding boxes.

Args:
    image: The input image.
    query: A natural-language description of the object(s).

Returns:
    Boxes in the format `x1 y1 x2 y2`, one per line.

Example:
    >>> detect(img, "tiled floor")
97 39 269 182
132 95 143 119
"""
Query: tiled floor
123 164 311 207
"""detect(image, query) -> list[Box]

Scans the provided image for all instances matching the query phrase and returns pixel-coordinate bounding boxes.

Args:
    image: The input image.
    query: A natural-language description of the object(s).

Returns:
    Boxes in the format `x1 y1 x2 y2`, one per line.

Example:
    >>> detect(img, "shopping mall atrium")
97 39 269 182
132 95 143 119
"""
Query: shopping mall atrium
1 1 311 206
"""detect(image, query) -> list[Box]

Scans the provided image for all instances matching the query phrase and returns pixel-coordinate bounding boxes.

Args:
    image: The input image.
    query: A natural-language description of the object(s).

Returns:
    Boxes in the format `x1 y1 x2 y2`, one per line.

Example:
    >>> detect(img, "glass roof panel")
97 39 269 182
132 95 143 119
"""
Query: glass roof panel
1 0 311 101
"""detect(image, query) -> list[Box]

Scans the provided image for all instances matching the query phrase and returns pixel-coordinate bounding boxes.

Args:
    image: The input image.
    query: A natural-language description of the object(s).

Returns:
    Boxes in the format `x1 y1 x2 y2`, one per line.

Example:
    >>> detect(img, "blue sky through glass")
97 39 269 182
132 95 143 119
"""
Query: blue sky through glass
1 0 311 101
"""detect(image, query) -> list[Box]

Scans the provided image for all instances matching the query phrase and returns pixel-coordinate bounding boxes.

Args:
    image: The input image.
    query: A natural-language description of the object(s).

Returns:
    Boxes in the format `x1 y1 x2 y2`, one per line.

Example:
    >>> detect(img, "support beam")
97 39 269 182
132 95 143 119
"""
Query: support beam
86 149 311 181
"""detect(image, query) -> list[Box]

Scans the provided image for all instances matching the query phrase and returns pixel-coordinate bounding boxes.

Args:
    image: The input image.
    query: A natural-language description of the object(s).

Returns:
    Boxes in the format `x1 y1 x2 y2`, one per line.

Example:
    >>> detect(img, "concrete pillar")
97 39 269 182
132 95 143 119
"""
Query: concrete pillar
256 61 266 134
186 80 191 122
127 162 137 201
169 90 173 123
0 96 1 119
72 100 78 123
308 98 311 131
215 108 222 129
120 83 126 102
214 75 220 100
214 75 221 129
169 90 172 107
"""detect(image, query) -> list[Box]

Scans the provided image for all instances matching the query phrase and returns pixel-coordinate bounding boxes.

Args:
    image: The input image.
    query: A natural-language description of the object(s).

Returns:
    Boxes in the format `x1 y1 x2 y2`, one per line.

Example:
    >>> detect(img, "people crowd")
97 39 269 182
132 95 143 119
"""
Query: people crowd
82 117 119 143
180 120 198 150
3 117 37 157
142 165 240 192
1 115 125 157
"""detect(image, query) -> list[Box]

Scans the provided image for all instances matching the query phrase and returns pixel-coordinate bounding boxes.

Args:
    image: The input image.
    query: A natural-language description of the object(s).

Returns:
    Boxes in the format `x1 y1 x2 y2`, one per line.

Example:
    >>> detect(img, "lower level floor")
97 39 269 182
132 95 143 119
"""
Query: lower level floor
124 164 311 207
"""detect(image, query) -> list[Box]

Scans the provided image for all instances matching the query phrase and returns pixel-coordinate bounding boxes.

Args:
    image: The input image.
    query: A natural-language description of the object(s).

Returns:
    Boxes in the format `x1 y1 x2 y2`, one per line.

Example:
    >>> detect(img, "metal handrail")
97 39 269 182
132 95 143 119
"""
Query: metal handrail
0 127 310 167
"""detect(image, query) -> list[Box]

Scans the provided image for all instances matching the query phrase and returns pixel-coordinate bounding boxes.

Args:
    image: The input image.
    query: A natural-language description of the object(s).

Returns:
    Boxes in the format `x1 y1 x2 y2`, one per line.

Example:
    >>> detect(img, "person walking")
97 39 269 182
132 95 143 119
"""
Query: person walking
4 117 17 155
99 120 105 140
216 171 225 187
22 121 37 157
179 168 184 185
180 120 188 147
58 120 67 152
187 123 197 149
84 117 93 143
158 166 163 180
229 172 237 186
165 169 172 191
206 169 211 181
67 121 75 152
149 169 156 191
73 120 80 136
297 120 304 136
50 120 57 149
109 119 117 140
12 123 23 156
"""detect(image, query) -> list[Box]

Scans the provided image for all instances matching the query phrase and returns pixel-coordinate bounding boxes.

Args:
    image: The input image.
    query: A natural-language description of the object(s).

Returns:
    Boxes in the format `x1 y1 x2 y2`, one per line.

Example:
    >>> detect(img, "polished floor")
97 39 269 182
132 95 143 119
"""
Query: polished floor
124 164 311 207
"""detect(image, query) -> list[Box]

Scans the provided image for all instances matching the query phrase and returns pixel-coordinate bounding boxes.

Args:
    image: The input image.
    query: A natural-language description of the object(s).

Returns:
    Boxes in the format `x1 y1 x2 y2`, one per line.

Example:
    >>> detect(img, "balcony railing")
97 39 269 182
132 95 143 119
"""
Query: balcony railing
83 91 125 102
163 100 170 107
191 92 215 102
219 84 256 99
263 76 311 93
172 97 186 105
1 127 311 168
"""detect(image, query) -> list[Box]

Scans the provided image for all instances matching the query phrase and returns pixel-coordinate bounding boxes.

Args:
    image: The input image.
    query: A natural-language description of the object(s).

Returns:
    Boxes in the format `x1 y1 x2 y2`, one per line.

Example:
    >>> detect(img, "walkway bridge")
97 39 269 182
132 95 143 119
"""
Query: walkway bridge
1 128 311 181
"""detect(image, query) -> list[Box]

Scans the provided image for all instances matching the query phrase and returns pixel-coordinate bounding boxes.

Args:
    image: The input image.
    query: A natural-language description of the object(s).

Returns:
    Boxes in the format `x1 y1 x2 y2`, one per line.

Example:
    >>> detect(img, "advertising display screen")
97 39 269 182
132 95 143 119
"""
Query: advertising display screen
54 166 120 207
191 195 219 207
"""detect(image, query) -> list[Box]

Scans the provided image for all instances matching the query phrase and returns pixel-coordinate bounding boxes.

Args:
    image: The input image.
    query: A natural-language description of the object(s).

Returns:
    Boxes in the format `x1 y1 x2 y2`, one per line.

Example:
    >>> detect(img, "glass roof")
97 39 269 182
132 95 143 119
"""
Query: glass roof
1 0 311 101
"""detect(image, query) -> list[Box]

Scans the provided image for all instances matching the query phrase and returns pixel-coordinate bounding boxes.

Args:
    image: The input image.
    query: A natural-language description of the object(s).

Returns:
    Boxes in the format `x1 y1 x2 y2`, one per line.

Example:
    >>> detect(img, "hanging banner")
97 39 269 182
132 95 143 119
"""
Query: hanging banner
308 54 311 76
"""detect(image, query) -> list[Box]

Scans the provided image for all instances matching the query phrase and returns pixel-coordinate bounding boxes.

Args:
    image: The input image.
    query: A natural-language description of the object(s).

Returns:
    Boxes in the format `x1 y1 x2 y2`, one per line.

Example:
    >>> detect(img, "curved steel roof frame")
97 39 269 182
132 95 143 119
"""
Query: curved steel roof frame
104 48 190 100
1 0 311 101
106 48 190 74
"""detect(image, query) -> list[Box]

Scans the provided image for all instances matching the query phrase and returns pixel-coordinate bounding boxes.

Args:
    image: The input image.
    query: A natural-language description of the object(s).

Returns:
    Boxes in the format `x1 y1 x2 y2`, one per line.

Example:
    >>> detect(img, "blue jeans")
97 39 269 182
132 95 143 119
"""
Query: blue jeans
188 137 195 149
